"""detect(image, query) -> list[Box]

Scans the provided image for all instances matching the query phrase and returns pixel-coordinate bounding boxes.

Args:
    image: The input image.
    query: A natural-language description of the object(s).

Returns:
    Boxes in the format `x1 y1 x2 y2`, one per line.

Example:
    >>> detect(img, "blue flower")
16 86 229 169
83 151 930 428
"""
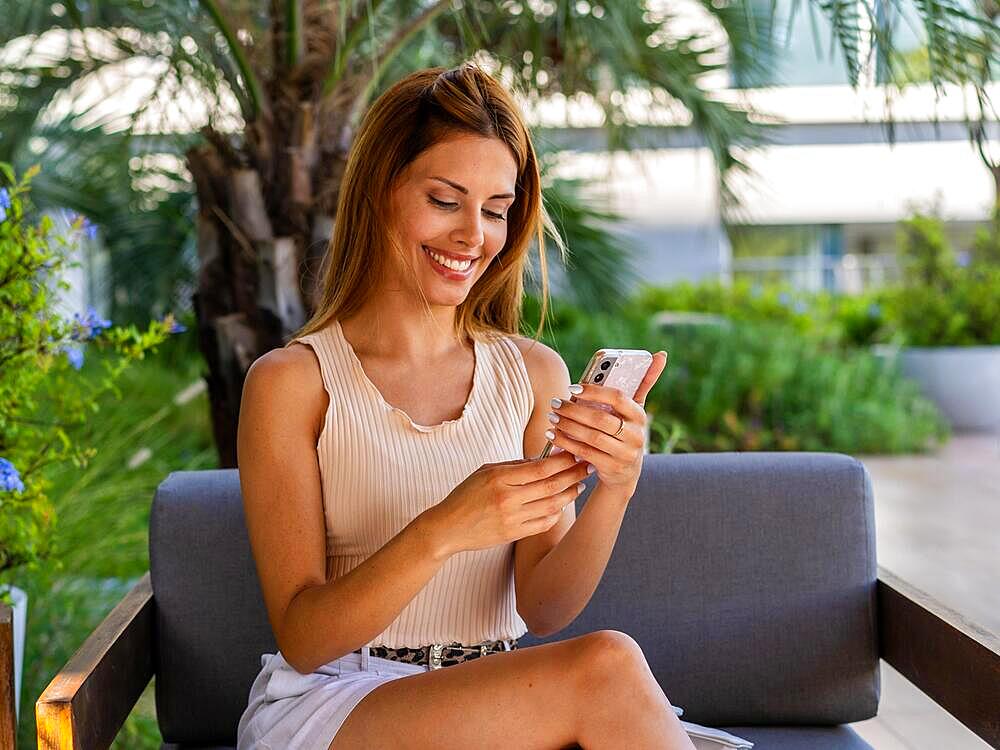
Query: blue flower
71 305 112 341
778 291 792 307
793 300 808 314
867 303 881 318
64 345 85 370
81 216 98 240
957 251 971 268
0 458 25 494
0 187 9 223
163 314 187 334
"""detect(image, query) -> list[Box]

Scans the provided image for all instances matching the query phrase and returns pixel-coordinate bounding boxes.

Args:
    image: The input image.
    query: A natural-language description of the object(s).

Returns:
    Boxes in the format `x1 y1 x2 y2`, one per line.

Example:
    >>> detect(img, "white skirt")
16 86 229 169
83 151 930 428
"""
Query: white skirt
236 647 755 750
236 647 429 750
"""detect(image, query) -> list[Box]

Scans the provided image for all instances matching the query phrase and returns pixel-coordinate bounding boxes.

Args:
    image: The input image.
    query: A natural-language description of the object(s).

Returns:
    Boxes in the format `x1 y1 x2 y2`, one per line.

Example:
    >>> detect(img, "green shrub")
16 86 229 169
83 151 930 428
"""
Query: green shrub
523 293 949 454
828 291 892 348
897 211 958 287
632 278 837 341
649 320 948 453
879 211 1000 346
0 163 177 593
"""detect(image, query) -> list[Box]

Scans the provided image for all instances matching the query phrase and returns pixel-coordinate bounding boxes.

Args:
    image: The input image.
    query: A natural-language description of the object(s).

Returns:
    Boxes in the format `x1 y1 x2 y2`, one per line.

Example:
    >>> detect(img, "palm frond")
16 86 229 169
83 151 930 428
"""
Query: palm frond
536 174 640 312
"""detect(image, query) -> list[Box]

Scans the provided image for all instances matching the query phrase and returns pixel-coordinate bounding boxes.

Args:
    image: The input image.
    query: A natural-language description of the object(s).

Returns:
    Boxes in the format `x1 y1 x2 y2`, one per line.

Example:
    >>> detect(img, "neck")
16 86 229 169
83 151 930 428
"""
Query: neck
339 294 468 364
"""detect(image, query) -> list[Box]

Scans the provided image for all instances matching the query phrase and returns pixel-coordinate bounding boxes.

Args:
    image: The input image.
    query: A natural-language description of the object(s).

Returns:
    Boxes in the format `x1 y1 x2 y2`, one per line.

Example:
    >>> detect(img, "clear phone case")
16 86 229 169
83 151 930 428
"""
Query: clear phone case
538 348 658 459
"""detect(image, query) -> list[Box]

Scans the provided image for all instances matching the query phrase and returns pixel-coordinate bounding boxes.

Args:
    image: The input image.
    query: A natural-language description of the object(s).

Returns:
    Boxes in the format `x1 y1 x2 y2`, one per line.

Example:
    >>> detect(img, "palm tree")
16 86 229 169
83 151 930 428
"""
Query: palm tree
1 0 995 467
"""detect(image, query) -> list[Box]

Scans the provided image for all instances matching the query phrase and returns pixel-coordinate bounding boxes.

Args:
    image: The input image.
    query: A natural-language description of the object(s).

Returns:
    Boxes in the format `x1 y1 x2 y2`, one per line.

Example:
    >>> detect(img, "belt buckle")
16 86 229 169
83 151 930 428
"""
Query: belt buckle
428 643 444 670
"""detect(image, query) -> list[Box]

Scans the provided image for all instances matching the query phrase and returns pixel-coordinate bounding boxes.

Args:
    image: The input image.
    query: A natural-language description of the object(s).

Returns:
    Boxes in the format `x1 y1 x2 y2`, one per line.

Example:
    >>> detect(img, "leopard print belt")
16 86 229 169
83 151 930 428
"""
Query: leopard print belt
354 638 519 670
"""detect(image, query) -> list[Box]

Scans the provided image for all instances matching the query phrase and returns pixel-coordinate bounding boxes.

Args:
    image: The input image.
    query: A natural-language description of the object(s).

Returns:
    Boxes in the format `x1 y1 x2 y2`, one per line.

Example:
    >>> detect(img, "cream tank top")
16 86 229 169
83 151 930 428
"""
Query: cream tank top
290 320 533 648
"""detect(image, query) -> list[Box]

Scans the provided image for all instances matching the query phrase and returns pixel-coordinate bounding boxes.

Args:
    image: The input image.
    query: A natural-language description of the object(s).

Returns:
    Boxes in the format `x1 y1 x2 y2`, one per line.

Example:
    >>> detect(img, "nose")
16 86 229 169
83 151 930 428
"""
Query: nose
451 206 485 250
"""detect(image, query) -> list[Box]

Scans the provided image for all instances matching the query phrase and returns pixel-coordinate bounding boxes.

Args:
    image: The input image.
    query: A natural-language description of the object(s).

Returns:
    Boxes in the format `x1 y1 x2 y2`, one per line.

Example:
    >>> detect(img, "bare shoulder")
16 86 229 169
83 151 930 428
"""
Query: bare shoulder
508 335 571 398
247 341 321 382
241 342 328 437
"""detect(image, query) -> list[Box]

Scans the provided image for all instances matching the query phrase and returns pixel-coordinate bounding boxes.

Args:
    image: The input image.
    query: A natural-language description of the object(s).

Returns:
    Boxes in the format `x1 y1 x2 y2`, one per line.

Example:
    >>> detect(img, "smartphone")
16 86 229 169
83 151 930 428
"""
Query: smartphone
538 347 660 459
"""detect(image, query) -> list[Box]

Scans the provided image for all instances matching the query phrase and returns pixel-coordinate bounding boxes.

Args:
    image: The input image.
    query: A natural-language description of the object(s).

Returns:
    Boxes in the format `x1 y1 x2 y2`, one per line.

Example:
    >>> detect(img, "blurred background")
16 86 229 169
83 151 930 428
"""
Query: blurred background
1 1 997 747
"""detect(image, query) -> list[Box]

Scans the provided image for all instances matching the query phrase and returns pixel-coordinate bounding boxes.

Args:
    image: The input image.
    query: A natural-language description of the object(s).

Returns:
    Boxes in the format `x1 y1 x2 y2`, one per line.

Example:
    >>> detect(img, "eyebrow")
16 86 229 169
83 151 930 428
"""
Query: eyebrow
429 176 515 200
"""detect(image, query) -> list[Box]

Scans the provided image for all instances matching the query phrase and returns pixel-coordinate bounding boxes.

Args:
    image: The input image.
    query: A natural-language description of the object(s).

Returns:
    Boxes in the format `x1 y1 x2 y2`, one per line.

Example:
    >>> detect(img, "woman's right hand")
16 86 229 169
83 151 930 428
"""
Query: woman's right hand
422 452 592 555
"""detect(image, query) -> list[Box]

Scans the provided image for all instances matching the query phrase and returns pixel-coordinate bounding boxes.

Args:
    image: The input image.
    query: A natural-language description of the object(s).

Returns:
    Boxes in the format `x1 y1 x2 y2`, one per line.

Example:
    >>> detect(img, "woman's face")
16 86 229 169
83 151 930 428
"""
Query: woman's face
386 134 518 307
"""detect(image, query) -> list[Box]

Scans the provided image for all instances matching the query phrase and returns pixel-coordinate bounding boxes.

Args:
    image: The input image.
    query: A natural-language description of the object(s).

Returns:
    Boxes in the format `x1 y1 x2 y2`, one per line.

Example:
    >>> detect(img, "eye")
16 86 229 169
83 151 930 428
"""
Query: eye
428 196 457 210
427 196 506 223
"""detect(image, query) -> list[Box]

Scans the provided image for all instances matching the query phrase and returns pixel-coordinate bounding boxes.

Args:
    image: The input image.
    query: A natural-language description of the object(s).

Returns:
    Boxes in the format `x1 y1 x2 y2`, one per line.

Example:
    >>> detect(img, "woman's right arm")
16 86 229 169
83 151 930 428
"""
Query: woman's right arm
237 345 453 675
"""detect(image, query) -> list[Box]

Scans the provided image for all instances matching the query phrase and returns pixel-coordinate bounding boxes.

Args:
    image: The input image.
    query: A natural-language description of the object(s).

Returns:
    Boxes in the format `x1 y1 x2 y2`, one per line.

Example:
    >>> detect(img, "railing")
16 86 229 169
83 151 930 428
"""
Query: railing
731 253 900 293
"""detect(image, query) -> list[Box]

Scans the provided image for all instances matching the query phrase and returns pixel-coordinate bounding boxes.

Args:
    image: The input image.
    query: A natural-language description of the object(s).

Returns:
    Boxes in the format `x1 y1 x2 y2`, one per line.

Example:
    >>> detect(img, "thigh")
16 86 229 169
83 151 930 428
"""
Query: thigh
329 634 597 750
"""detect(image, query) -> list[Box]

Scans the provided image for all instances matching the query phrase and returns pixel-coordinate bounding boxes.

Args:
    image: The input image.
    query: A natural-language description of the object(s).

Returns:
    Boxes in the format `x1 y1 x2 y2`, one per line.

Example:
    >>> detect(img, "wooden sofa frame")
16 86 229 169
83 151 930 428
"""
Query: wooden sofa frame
27 566 1000 749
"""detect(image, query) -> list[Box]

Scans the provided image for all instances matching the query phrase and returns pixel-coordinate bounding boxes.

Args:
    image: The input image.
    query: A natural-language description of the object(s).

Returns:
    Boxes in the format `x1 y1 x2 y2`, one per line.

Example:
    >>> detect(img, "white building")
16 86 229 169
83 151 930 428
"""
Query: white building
529 1 999 294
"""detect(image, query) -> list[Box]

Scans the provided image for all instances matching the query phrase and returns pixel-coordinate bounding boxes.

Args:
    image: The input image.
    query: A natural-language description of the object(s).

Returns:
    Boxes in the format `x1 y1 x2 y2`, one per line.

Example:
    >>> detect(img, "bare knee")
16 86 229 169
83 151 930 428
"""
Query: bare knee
569 629 649 691
578 630 646 671
572 630 674 708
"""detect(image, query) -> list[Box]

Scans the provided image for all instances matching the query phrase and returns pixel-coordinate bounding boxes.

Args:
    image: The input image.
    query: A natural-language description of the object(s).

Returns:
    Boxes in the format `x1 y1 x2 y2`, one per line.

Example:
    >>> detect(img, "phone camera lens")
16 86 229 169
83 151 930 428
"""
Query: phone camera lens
594 372 605 383
600 360 611 370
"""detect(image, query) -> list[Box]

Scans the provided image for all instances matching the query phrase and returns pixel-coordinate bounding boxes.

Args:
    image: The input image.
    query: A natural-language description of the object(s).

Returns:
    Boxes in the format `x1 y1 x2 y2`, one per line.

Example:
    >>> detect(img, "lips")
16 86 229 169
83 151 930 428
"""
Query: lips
422 245 478 262
421 245 478 277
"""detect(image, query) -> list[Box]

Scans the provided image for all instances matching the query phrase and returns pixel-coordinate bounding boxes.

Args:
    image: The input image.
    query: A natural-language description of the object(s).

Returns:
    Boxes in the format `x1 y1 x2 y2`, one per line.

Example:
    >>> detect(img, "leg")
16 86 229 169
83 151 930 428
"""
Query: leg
572 630 696 750
329 630 694 750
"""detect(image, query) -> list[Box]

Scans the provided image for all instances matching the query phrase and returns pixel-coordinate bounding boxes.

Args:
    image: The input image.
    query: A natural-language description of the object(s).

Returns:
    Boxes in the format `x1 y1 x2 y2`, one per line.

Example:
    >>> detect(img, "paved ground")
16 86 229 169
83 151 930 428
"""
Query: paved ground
847 433 1000 749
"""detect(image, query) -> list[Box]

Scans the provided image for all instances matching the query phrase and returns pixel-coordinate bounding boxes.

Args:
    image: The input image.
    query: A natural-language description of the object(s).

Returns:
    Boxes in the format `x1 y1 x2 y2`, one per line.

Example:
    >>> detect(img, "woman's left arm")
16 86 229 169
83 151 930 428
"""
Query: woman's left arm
515 349 667 637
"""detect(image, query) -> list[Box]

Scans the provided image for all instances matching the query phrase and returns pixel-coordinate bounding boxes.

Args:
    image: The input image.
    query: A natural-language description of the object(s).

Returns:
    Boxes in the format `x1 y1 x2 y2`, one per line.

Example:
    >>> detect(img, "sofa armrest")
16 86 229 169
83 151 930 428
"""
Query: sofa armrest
1 601 17 749
36 572 154 750
878 566 1000 748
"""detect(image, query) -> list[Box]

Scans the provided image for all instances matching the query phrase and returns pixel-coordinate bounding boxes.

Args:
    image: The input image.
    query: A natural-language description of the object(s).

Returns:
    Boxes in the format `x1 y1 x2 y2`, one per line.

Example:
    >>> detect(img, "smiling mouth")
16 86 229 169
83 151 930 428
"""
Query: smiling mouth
422 245 478 273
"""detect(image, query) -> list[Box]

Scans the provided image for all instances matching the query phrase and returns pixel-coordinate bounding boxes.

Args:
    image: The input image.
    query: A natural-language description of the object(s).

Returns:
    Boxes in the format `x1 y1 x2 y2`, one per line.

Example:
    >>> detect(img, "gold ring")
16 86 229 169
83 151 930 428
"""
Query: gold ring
613 416 625 439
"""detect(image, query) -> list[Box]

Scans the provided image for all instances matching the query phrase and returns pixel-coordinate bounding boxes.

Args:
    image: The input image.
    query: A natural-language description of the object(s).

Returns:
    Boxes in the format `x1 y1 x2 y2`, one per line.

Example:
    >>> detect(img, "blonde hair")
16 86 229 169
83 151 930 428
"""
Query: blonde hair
288 61 565 345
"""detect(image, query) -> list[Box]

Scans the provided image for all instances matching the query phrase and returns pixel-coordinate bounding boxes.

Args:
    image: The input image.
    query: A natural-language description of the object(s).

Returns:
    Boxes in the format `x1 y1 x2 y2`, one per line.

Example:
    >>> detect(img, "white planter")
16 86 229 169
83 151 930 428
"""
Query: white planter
875 344 1000 432
0 584 26 724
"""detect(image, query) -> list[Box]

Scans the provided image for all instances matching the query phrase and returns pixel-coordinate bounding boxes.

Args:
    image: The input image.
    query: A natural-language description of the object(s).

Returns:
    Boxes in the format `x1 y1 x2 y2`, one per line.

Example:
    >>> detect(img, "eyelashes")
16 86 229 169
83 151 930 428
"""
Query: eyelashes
427 195 506 223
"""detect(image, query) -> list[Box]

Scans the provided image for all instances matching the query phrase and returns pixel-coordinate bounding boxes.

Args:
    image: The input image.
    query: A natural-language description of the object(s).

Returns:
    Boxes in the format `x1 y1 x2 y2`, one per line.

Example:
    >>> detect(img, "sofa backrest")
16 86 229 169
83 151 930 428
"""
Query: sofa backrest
149 452 878 745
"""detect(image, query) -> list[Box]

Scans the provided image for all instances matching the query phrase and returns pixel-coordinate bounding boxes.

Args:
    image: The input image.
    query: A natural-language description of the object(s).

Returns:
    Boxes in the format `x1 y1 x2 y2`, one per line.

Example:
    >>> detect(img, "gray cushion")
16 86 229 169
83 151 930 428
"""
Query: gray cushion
720 725 873 749
150 470 277 745
149 452 878 745
518 451 879 726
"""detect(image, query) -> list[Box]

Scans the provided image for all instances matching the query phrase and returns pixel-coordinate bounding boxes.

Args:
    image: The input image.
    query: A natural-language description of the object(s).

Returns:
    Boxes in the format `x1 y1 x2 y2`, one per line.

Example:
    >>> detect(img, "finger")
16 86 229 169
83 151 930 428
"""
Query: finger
632 351 667 406
500 450 577 485
570 383 645 424
550 415 639 456
513 460 592 503
546 425 616 469
551 397 630 438
519 482 583 528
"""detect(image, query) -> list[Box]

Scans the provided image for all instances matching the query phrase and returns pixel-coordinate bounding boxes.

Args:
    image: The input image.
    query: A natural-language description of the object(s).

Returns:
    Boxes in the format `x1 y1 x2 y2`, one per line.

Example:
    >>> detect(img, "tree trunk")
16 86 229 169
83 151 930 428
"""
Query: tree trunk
185 107 352 468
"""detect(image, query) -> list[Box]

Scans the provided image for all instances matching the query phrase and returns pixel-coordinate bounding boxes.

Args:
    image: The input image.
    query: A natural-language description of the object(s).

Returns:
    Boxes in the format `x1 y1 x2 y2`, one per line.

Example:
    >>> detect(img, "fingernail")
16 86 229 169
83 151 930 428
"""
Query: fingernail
568 384 583 394
550 397 562 409
544 429 555 440
586 464 595 474
547 412 559 424
576 482 586 493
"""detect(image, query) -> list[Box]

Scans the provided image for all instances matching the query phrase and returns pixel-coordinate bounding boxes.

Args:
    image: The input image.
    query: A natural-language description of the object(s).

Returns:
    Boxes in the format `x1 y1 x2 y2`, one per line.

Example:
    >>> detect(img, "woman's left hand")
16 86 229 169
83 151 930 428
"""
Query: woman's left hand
545 351 668 495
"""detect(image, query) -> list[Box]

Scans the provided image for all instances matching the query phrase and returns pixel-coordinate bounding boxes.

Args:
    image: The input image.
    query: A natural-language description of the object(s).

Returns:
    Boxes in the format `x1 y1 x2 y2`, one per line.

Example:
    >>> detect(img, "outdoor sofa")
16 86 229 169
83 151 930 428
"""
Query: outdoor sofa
34 452 1000 749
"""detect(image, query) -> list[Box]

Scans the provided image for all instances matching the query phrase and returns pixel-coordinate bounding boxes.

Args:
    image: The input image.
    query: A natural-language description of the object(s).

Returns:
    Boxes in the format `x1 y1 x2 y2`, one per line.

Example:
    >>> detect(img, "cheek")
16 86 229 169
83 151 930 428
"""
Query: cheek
396 200 445 243
485 224 508 256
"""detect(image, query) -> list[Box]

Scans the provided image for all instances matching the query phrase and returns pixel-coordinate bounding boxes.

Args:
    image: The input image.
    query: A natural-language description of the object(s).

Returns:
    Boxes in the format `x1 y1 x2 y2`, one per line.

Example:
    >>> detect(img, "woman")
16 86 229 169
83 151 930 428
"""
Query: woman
235 62 687 750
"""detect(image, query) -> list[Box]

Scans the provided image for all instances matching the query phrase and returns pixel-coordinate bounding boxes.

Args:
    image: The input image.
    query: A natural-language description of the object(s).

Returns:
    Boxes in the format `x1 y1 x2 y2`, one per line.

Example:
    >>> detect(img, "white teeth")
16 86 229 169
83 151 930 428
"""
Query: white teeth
424 247 472 272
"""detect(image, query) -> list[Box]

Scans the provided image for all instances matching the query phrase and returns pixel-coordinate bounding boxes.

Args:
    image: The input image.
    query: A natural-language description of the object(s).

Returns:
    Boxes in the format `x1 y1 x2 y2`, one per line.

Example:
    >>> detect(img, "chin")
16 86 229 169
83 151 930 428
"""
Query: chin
424 285 473 307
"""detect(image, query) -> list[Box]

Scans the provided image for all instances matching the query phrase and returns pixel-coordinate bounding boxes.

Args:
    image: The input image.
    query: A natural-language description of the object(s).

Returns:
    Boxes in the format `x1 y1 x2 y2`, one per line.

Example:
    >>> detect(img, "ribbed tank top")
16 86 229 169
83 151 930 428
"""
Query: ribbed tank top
290 319 533 648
